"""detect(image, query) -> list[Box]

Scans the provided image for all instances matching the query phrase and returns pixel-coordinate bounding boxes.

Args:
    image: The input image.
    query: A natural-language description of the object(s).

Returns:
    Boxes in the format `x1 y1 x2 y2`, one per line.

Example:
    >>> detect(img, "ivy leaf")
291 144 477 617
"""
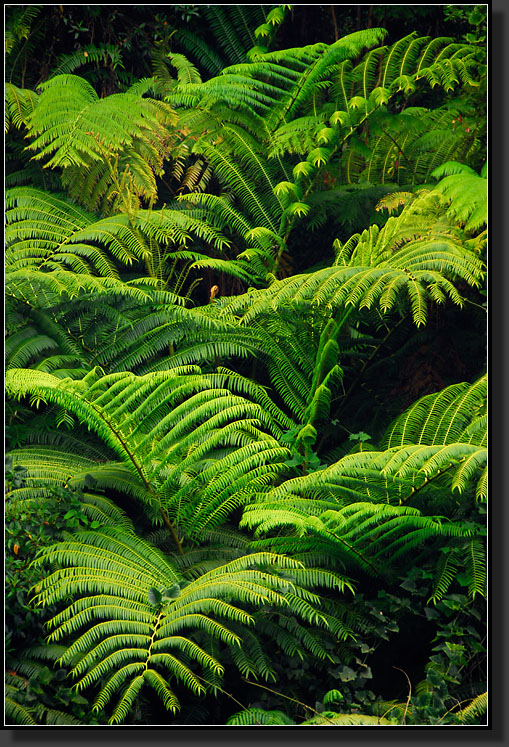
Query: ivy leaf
280 426 301 443
455 572 471 587
357 664 373 680
147 587 162 607
83 473 97 488
349 432 371 442
283 456 303 468
161 584 181 600
338 665 357 682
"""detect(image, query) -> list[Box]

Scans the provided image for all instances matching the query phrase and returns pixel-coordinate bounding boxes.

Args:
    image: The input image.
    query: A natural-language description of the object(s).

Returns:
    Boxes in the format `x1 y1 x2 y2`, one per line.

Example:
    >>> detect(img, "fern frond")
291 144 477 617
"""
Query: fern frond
432 161 487 232
5 692 38 726
454 691 487 724
28 526 339 723
302 712 393 725
26 74 176 169
382 375 487 448
227 707 295 725
5 83 38 132
49 44 123 77
6 366 295 544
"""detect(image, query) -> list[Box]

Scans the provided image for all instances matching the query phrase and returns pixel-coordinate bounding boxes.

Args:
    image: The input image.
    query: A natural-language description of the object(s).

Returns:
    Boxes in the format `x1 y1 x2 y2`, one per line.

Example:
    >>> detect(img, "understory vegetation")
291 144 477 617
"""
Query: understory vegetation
5 4 487 726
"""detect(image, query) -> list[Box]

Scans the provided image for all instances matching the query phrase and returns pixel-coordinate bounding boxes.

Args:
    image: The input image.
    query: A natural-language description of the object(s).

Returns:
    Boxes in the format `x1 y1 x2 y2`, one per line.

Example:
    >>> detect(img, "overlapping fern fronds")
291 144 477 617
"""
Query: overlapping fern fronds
164 5 268 78
17 74 177 214
241 369 486 581
29 526 347 723
5 366 295 546
6 187 149 276
341 106 478 186
161 29 483 285
5 185 229 320
267 32 480 161
431 161 487 233
25 74 176 170
213 190 484 328
169 29 387 123
243 495 475 577
6 446 135 531
4 187 161 328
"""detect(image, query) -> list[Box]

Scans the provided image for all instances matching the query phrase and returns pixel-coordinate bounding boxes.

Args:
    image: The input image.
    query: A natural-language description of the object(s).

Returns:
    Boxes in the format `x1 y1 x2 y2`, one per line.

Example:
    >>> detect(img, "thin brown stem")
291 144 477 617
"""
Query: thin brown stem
242 677 337 725
330 6 339 41
192 673 262 725
88 402 184 554
160 508 184 555
392 666 411 725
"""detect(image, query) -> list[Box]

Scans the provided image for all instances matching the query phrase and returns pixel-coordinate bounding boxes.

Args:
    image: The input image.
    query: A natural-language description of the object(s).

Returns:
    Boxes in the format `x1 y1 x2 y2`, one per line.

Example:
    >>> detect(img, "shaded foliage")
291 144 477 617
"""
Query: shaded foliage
5 4 487 727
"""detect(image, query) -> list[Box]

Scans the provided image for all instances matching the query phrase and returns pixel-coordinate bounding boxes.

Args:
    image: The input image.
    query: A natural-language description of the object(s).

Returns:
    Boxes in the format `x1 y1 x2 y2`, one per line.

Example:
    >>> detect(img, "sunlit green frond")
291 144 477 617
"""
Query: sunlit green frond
217 193 484 328
27 525 341 723
247 503 462 576
227 707 296 725
25 74 176 169
302 711 394 725
5 366 296 546
382 375 487 447
454 691 487 724
5 83 38 132
432 161 487 232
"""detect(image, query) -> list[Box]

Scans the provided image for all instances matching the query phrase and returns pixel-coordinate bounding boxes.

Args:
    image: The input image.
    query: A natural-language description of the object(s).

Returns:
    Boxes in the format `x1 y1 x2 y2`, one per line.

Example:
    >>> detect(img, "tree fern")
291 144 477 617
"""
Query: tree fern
431 161 487 233
5 186 223 350
382 375 486 448
19 74 177 214
215 190 484 328
25 74 175 168
206 29 388 129
6 187 149 275
241 370 486 589
227 707 296 725
5 366 294 548
5 15 487 726
29 526 343 723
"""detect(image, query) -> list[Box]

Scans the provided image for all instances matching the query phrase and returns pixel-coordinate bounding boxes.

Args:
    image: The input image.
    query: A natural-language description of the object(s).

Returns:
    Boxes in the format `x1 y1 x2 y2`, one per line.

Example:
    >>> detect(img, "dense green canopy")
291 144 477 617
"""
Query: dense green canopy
5 4 487 727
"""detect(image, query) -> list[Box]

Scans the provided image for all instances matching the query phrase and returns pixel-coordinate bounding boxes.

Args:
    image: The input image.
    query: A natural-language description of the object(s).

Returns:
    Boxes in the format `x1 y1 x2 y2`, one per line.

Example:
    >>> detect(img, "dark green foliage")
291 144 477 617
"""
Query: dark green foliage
5 5 487 727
